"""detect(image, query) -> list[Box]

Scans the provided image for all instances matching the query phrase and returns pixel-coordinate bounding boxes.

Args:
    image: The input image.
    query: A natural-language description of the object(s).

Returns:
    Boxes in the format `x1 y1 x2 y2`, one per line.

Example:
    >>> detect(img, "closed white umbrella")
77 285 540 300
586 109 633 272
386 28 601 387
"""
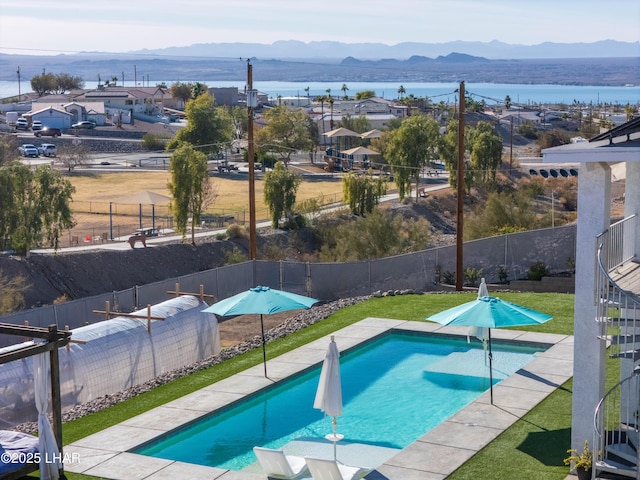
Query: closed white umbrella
314 336 343 459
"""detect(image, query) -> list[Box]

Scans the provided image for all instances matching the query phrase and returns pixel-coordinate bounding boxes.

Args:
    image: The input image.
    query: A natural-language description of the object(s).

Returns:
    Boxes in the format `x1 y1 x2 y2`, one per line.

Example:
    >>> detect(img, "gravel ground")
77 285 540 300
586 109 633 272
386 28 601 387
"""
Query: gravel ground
15 295 371 435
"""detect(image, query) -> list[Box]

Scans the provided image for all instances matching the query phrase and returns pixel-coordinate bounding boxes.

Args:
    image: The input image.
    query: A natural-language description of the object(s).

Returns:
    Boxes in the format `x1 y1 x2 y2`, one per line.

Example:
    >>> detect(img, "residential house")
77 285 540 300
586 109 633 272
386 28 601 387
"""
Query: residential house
27 106 73 130
542 117 640 478
73 85 167 123
29 102 107 127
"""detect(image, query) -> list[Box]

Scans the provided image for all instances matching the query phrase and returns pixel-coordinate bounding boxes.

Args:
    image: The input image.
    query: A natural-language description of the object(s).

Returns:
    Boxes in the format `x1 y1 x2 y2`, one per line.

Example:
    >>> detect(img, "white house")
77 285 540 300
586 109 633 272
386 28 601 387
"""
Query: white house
27 106 73 130
542 117 640 478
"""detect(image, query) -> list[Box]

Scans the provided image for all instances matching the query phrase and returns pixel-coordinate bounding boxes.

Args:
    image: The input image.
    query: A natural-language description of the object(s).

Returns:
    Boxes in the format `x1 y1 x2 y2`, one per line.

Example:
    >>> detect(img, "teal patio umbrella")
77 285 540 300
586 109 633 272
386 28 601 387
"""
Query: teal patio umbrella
202 286 319 377
426 295 552 404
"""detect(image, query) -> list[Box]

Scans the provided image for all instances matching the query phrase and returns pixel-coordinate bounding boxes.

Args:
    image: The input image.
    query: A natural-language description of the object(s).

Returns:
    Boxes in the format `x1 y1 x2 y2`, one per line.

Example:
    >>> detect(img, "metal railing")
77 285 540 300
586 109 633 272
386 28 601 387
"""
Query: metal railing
594 214 640 479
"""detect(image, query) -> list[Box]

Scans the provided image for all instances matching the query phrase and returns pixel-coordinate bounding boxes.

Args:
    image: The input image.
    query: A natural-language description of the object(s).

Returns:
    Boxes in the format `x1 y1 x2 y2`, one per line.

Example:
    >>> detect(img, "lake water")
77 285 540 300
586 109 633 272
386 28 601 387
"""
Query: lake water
135 332 544 471
1 80 638 106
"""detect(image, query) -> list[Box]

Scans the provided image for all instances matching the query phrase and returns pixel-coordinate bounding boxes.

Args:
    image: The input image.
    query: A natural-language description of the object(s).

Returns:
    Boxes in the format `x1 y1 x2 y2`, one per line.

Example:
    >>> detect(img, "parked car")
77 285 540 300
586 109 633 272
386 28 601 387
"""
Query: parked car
15 118 28 130
35 127 61 138
32 120 43 131
18 144 39 158
71 121 96 129
38 144 57 157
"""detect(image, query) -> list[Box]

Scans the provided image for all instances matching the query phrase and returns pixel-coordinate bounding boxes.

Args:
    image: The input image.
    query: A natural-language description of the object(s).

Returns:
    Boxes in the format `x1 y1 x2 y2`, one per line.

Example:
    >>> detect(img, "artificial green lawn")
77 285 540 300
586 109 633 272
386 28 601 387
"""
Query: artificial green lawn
30 292 579 479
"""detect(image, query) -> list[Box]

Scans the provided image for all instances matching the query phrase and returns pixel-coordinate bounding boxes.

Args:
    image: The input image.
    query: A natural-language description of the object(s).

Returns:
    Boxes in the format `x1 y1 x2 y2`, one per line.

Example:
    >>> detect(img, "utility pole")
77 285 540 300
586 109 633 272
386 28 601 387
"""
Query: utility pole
455 81 465 291
246 60 257 260
16 66 21 101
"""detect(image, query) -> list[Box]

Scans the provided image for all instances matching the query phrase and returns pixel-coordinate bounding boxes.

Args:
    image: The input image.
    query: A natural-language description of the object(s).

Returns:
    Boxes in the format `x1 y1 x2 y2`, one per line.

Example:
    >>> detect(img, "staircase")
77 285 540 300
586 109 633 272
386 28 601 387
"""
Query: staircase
594 215 640 479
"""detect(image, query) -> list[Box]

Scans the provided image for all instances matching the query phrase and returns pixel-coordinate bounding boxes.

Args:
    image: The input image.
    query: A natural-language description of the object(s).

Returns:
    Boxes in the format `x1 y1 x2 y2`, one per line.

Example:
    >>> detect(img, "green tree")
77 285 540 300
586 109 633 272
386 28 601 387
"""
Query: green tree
54 73 84 93
168 143 210 244
341 84 349 100
30 73 57 96
255 106 314 167
263 161 302 228
386 114 441 200
169 82 194 106
166 94 232 156
342 172 388 216
355 90 376 100
504 95 512 110
191 82 208 99
398 85 406 99
0 163 75 254
469 122 503 184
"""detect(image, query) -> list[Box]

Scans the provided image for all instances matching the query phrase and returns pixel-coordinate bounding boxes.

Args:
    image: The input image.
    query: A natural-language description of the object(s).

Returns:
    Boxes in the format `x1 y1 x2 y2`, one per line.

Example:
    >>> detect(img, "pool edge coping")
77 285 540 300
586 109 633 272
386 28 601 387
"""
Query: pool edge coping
62 318 573 479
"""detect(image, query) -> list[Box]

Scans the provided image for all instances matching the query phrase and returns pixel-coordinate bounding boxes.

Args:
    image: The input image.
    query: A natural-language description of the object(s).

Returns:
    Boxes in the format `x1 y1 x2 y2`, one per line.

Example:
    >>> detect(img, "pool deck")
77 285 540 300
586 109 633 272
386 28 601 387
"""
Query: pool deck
62 318 574 479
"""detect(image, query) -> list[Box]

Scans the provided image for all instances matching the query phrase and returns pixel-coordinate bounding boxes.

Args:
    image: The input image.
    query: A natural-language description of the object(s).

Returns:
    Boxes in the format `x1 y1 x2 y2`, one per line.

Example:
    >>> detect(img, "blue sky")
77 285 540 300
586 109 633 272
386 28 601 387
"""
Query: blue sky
1 0 639 55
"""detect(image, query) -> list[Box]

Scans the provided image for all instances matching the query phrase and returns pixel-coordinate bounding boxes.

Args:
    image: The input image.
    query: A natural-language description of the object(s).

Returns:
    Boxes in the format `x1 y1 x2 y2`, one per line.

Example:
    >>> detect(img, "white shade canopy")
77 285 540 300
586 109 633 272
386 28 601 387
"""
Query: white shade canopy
341 146 380 156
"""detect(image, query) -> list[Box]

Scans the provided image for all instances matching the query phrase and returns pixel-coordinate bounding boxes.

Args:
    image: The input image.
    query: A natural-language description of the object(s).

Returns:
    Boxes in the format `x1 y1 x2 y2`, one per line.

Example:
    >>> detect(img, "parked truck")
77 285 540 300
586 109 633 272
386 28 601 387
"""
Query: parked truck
6 112 18 127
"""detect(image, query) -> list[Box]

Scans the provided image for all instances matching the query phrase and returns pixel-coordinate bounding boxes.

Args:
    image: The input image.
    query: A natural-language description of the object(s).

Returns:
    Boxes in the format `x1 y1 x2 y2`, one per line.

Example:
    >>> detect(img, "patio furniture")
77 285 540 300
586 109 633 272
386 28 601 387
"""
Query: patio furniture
253 446 308 479
304 456 370 480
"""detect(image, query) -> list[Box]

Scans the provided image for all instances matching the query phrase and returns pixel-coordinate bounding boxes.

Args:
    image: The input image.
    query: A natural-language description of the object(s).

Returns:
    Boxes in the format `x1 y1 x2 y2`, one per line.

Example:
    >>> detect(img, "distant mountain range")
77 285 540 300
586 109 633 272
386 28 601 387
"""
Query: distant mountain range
131 39 639 60
0 41 638 86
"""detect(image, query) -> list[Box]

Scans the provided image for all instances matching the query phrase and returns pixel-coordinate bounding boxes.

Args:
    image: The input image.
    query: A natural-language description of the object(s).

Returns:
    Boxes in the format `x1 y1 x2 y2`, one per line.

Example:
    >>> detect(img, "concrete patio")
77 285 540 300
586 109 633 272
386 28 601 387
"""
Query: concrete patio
62 318 573 479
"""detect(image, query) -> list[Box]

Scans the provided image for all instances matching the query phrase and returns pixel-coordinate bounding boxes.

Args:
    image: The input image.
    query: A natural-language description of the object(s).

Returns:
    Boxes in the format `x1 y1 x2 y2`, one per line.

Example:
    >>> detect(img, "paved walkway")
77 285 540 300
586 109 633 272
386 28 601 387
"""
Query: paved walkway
62 318 573 479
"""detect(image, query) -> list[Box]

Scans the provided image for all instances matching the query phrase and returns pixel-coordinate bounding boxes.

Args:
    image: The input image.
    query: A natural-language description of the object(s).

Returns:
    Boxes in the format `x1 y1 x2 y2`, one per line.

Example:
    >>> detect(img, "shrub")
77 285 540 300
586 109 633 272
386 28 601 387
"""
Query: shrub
226 223 248 239
142 133 169 150
527 261 550 280
464 267 483 287
225 247 247 264
498 265 509 283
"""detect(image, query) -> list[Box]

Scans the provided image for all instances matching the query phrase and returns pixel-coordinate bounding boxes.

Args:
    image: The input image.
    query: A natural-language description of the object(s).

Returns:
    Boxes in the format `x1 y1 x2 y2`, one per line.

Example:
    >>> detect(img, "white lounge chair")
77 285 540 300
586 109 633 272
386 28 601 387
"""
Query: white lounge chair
253 446 309 479
305 456 370 480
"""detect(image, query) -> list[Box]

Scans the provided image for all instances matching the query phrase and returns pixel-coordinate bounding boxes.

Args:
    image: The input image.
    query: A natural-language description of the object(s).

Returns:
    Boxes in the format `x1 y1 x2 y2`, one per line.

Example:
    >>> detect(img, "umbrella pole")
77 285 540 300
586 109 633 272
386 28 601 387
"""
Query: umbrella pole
332 416 337 461
489 328 494 405
260 314 267 377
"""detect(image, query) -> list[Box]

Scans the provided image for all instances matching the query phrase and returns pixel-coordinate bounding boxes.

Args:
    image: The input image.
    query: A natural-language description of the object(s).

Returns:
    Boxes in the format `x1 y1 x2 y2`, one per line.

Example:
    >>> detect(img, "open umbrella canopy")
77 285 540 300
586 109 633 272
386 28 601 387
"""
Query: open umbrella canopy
202 287 319 377
341 146 381 156
323 127 360 138
426 295 552 328
202 286 319 316
426 294 552 404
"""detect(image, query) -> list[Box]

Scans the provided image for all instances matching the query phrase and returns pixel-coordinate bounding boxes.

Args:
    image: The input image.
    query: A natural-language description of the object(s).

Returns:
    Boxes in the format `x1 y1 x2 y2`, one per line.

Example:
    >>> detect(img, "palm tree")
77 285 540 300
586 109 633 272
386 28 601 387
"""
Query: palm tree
328 96 335 131
341 84 349 100
304 86 310 105
398 85 406 99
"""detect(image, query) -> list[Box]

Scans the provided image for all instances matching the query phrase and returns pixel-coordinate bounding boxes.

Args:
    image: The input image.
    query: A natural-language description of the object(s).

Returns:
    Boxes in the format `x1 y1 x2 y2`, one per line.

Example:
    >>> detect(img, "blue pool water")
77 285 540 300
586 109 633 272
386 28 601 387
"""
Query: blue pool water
135 332 545 470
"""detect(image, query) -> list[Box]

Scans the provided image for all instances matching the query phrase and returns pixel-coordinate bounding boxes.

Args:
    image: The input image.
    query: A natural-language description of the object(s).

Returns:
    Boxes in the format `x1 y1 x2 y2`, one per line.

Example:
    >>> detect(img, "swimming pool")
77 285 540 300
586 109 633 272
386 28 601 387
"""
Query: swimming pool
135 332 546 471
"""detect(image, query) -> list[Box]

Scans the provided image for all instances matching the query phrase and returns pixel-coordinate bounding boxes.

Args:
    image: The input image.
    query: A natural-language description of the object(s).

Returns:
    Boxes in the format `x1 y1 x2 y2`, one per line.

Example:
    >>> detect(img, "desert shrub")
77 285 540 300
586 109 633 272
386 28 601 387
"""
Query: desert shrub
527 261 550 280
142 133 169 150
215 232 227 240
226 223 248 239
498 265 509 283
225 247 247 264
317 207 430 262
442 271 455 285
464 267 483 287
0 270 27 314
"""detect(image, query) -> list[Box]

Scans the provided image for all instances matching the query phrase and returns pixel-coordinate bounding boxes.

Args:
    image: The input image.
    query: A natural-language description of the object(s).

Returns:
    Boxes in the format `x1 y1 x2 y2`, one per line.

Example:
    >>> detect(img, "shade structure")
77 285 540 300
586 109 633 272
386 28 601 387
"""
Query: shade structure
426 294 552 404
202 286 319 376
360 129 382 139
340 146 381 156
323 127 360 138
313 336 343 460
114 190 171 205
